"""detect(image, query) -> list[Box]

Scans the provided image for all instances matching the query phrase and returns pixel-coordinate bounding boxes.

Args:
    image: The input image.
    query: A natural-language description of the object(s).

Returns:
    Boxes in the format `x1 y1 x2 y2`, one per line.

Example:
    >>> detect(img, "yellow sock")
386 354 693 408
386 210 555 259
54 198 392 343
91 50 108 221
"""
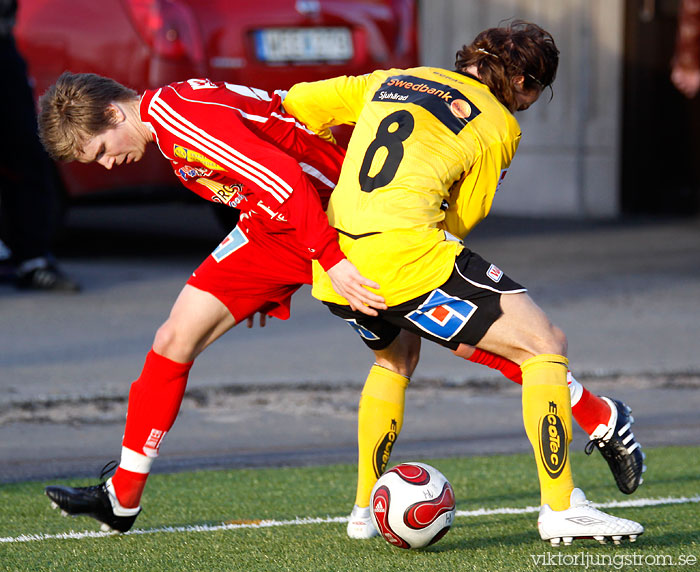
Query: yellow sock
354 364 409 508
521 354 574 511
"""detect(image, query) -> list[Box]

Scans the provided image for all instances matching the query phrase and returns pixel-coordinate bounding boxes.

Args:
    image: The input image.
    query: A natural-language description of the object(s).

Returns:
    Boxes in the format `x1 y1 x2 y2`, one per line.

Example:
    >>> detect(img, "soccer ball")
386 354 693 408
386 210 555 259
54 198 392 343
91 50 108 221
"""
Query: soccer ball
370 462 456 549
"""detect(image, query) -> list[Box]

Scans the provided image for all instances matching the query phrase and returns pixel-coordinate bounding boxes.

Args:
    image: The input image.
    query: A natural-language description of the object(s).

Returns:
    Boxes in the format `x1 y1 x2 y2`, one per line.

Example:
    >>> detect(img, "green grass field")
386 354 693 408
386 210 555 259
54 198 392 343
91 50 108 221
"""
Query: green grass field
1 446 698 572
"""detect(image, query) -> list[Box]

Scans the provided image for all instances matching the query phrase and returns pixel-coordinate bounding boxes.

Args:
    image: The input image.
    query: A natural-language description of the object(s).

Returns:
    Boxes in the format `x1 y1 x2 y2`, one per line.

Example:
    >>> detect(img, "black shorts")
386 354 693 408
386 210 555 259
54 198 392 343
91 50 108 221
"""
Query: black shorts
325 248 526 351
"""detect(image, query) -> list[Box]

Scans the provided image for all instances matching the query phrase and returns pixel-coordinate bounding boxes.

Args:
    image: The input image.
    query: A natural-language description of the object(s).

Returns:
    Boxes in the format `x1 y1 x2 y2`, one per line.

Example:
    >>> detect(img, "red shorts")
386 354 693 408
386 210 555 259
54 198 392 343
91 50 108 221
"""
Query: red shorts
187 217 312 323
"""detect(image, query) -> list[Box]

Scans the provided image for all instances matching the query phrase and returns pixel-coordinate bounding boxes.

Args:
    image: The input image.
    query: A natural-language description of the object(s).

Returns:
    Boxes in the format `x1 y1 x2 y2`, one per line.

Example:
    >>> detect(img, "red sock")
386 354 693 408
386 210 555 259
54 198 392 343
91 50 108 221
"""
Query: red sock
466 348 612 436
467 348 523 383
114 349 193 507
112 467 149 508
571 387 613 435
467 348 612 436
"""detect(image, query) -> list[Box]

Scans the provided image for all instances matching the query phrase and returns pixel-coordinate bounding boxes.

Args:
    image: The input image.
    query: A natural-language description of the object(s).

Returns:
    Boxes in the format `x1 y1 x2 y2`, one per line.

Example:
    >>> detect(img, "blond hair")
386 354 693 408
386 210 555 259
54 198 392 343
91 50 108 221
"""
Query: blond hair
38 71 138 162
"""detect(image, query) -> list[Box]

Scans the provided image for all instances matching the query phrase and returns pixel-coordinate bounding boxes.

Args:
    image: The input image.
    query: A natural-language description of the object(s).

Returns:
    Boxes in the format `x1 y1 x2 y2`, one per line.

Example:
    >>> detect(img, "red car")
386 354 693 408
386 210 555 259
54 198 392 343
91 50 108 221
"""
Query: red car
15 0 418 201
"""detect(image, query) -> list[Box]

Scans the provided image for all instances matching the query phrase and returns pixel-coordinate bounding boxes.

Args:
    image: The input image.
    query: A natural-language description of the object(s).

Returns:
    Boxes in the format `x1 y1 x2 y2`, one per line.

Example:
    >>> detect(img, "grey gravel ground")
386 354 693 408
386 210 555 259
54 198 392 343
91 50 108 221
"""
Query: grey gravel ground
1 204 698 482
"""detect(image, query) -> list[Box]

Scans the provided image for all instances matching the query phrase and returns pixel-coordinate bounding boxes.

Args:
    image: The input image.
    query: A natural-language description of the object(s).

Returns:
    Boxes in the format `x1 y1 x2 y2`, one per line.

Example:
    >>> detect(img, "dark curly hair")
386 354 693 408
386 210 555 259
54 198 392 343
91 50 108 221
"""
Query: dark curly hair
454 20 559 111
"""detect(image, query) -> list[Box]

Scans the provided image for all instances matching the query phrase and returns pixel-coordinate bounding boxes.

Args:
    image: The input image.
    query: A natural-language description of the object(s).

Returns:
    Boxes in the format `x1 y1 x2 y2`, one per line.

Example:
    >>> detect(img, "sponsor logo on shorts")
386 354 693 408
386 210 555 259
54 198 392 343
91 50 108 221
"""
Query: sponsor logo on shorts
212 225 249 262
538 401 568 479
345 319 380 341
487 264 503 283
373 419 398 477
406 289 477 341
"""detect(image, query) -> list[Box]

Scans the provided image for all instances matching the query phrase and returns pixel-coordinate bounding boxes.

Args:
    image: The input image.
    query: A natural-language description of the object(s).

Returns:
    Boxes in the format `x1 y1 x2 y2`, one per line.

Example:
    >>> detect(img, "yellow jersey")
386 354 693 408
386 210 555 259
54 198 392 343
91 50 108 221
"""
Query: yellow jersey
284 67 522 306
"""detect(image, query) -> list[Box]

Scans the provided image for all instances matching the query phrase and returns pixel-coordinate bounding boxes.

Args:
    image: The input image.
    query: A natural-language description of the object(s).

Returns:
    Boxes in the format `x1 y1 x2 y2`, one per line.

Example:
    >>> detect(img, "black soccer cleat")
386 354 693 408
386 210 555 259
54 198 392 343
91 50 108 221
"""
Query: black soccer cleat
45 463 141 533
585 397 646 495
16 259 81 292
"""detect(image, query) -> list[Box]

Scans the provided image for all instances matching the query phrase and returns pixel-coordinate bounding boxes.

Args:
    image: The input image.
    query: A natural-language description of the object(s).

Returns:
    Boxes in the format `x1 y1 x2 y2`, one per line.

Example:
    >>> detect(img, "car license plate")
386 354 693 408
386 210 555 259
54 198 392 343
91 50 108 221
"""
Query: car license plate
254 28 353 62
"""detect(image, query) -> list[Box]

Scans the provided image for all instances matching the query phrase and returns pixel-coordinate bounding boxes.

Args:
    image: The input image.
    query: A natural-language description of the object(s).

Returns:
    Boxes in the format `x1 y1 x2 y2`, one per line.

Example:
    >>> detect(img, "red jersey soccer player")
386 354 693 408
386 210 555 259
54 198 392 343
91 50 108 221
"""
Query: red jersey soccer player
38 73 385 532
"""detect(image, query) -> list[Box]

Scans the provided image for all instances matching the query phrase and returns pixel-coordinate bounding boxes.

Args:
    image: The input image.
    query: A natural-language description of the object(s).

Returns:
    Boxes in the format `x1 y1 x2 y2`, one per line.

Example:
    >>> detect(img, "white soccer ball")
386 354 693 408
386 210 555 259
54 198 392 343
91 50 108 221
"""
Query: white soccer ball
370 462 456 549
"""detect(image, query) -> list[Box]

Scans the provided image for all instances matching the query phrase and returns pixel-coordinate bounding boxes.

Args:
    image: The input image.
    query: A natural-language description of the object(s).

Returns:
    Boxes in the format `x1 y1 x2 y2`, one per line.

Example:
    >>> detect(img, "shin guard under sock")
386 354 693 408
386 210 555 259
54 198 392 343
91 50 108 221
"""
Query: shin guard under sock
521 354 574 511
355 365 409 508
114 350 192 507
121 349 193 457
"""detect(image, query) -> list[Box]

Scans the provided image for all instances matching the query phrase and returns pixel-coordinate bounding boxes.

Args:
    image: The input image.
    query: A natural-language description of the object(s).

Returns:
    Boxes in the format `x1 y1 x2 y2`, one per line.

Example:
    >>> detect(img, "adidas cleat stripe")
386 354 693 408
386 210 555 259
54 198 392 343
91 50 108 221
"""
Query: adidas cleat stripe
618 422 632 436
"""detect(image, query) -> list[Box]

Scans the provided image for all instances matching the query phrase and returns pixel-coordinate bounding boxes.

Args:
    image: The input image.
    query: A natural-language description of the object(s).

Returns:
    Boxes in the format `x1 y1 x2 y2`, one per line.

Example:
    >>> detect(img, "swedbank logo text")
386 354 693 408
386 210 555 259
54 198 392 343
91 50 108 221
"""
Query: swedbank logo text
385 78 453 102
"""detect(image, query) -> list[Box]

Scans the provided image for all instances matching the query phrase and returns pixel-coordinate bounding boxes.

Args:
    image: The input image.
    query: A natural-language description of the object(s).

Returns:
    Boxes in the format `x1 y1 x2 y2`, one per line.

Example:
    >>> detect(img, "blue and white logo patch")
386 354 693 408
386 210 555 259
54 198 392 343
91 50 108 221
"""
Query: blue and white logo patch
211 226 248 262
405 289 476 341
345 319 381 341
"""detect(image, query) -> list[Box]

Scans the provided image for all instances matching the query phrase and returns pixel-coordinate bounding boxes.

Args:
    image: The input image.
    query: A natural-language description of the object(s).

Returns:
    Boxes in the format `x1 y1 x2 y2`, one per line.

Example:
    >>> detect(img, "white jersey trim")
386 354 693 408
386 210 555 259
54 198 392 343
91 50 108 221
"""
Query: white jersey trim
299 162 335 189
224 83 273 101
149 89 293 203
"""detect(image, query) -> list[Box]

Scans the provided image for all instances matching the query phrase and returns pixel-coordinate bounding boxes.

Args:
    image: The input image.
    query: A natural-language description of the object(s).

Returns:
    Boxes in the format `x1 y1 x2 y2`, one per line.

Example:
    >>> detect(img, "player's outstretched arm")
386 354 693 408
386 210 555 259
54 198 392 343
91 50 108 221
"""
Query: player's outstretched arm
326 259 387 317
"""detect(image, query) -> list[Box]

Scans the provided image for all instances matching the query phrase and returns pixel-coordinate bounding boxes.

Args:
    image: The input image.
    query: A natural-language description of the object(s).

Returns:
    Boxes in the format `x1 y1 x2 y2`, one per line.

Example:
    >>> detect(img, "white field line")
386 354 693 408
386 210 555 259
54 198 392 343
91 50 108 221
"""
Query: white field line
2 495 698 544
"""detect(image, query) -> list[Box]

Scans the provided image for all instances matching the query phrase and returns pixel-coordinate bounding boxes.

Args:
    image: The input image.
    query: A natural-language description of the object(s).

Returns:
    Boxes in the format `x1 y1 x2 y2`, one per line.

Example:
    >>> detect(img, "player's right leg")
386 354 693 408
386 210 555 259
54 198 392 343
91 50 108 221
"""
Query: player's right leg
348 330 420 539
322 304 422 539
478 291 643 544
453 345 646 494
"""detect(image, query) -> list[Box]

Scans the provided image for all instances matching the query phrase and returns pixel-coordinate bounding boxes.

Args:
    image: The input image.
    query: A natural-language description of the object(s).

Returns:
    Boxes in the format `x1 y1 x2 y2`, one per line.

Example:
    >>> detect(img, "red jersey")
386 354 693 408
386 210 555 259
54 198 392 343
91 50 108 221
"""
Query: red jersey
139 79 346 271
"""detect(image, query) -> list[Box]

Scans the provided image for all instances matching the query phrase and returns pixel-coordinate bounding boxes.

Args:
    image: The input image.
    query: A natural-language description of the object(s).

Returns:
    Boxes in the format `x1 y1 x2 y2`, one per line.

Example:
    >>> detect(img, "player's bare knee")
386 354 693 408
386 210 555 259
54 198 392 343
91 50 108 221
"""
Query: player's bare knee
551 324 568 356
374 355 416 378
152 320 194 361
399 331 421 375
374 332 420 378
538 324 567 357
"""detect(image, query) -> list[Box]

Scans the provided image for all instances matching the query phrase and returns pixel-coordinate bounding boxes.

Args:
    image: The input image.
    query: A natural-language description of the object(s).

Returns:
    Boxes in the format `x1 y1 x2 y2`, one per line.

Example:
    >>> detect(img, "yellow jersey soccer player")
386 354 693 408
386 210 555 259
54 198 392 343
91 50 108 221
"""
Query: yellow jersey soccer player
284 21 644 546
291 66 520 307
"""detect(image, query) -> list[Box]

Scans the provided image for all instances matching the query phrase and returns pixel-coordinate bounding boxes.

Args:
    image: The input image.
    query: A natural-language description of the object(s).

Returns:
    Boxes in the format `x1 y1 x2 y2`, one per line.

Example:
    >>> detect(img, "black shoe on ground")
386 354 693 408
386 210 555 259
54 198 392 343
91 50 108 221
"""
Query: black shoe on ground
16 258 80 292
585 397 646 495
45 463 141 533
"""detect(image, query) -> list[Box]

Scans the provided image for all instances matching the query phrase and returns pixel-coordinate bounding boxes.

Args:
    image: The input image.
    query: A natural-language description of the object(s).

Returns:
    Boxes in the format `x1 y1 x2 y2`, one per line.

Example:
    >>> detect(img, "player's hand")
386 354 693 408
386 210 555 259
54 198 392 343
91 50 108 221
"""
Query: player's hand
246 312 268 328
326 259 387 317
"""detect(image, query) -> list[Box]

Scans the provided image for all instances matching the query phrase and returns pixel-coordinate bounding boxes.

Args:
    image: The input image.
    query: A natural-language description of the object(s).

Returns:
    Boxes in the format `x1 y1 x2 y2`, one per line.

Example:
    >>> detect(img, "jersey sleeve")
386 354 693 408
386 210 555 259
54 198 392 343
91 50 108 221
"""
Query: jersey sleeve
441 136 520 239
283 74 371 138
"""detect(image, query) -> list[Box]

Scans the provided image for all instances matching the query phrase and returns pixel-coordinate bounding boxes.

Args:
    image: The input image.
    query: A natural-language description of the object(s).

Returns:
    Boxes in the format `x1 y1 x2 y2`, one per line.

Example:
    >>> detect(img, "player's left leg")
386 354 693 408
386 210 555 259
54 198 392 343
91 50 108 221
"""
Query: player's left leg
453 345 646 494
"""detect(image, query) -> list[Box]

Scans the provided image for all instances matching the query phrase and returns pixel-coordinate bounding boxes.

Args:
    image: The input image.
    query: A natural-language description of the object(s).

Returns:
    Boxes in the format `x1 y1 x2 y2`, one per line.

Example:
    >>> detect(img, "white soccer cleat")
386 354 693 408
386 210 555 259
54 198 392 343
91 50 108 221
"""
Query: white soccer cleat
538 488 644 547
347 504 379 539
